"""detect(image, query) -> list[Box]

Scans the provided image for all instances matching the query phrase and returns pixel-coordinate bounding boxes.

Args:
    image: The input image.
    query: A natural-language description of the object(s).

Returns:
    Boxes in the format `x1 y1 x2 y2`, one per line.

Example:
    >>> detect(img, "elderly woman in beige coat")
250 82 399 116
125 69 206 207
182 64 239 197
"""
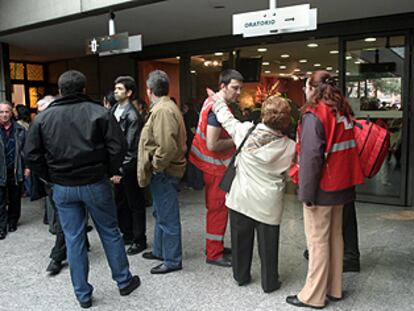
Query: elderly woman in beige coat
210 92 295 293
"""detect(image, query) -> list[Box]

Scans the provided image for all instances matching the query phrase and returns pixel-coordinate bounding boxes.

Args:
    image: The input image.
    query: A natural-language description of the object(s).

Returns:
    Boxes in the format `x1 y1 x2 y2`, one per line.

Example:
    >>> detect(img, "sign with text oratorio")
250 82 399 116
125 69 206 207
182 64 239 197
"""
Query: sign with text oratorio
86 32 129 55
233 4 317 38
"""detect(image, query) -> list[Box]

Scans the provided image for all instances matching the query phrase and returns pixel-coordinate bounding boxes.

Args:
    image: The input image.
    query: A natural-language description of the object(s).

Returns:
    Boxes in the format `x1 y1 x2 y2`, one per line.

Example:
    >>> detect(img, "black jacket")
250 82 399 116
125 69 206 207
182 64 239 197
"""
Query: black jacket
24 94 127 186
0 121 26 186
111 102 143 174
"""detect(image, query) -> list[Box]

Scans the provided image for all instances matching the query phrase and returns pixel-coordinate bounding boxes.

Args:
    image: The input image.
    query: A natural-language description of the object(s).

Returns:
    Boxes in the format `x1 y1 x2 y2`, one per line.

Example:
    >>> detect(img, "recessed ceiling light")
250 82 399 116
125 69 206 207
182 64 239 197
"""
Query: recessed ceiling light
264 70 271 74
176 56 180 60
212 60 219 66
262 62 270 66
294 68 301 72
329 50 339 54
299 59 308 63
307 43 319 48
326 66 333 70
279 73 287 77
190 70 196 74
346 56 352 60
306 71 312 75
281 54 290 58
214 52 224 56
364 37 377 42
336 70 339 73
313 63 321 67
346 72 351 76
354 61 361 64
292 75 300 81
279 65 287 69
257 48 267 52
204 61 211 66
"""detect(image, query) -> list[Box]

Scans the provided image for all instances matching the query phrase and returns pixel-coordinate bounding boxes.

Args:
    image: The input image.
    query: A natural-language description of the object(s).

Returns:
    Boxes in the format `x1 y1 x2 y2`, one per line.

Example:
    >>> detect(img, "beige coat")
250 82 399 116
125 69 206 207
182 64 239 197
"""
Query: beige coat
212 101 295 225
137 96 187 187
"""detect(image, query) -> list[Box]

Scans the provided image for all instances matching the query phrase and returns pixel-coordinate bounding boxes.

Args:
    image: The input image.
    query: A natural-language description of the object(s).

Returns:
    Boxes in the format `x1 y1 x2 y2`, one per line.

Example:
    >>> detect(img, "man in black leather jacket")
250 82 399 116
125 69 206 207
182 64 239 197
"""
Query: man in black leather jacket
111 76 147 255
24 70 140 308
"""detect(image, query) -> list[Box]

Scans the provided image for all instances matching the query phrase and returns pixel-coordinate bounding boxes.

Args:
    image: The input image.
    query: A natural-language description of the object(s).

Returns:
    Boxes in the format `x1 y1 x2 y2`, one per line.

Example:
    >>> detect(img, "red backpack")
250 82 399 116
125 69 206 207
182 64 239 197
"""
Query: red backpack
353 119 390 178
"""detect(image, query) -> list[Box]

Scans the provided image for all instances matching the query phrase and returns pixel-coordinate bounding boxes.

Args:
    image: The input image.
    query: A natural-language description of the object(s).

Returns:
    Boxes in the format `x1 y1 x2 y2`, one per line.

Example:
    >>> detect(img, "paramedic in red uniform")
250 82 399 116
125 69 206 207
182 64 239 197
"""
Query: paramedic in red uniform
286 70 364 309
189 69 243 267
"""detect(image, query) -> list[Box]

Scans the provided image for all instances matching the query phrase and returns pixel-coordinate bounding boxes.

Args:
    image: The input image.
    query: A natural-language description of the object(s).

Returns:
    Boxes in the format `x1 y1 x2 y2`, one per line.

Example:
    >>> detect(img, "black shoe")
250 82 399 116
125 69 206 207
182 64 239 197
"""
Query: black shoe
8 224 17 232
127 242 147 255
119 275 141 296
343 261 360 273
0 230 6 240
123 236 134 245
142 251 163 261
79 298 92 309
223 247 232 255
326 294 342 302
303 249 309 260
150 263 182 274
286 295 324 309
206 257 232 267
237 277 251 287
263 280 282 293
46 260 63 275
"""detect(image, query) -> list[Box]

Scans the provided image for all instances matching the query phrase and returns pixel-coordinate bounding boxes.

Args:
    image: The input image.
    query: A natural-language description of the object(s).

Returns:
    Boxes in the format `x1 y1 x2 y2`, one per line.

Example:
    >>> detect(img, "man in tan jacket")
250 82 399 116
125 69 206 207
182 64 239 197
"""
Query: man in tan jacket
138 70 187 274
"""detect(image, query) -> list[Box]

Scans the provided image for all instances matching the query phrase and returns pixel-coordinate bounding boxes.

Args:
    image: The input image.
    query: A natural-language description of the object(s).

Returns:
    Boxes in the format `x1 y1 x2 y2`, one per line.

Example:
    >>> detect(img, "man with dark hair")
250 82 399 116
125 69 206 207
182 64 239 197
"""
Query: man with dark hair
24 70 140 308
189 69 244 267
138 70 187 274
0 101 27 239
111 75 147 256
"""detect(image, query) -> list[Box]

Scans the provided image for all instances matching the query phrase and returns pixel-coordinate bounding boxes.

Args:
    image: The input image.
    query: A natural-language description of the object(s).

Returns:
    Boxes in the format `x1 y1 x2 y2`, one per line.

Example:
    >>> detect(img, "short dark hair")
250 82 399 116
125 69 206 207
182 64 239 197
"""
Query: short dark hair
58 70 86 96
219 69 244 87
146 70 169 97
114 75 136 98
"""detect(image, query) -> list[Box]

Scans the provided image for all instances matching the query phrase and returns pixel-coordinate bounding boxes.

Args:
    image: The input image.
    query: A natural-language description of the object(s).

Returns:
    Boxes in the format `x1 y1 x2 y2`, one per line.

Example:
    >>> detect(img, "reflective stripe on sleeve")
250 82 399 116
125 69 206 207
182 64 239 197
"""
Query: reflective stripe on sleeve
190 145 231 166
330 139 356 153
206 233 224 241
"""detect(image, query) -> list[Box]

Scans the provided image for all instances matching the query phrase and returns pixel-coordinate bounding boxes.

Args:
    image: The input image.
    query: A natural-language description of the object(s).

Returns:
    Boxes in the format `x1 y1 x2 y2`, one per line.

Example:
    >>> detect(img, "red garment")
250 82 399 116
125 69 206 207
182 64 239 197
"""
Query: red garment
189 96 235 176
203 172 228 260
297 101 364 191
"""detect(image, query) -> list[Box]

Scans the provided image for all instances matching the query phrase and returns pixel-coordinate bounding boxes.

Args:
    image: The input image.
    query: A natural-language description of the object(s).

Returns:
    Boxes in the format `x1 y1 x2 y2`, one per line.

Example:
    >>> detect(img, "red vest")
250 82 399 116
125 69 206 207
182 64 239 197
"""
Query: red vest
297 102 364 191
189 97 236 176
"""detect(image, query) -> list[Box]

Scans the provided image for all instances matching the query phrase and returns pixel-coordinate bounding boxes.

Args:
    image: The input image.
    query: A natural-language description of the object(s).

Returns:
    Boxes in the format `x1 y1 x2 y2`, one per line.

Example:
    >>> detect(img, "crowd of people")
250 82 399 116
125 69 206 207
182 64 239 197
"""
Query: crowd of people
0 68 364 309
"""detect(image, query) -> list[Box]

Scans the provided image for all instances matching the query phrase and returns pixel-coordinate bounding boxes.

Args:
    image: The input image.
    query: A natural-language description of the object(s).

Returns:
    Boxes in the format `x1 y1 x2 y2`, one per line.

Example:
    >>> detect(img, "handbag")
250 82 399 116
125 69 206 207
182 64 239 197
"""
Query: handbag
219 124 257 192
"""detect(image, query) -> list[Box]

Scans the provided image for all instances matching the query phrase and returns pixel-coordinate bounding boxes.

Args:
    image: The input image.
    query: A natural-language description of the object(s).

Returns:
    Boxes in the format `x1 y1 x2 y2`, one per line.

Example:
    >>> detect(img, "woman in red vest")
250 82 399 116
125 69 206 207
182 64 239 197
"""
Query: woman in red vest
286 71 364 309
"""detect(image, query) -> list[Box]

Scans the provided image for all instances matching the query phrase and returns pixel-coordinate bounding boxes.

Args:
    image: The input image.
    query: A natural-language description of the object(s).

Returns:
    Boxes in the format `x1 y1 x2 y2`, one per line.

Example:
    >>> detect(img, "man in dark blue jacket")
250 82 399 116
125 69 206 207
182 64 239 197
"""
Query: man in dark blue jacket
24 70 140 309
0 101 27 239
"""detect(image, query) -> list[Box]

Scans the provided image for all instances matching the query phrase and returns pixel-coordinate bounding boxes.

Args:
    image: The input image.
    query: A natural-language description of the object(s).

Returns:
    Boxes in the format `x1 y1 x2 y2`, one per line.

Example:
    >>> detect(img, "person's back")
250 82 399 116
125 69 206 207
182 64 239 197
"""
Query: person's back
24 70 141 309
34 95 121 185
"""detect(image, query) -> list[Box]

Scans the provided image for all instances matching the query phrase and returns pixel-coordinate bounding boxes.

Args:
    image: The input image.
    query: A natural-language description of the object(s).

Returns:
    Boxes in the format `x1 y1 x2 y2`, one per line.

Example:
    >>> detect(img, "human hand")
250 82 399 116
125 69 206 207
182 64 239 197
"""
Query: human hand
110 175 122 184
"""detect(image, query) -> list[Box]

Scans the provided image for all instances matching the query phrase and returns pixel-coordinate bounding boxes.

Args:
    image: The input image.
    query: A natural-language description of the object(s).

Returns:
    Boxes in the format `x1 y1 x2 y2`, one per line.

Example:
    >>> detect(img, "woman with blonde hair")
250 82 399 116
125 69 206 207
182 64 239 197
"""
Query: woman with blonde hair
209 90 295 293
286 71 364 309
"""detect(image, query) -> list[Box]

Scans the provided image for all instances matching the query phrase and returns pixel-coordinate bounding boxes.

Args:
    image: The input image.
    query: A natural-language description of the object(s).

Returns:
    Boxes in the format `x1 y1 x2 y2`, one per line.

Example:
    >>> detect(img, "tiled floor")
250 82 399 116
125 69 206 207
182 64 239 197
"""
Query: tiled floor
0 189 413 310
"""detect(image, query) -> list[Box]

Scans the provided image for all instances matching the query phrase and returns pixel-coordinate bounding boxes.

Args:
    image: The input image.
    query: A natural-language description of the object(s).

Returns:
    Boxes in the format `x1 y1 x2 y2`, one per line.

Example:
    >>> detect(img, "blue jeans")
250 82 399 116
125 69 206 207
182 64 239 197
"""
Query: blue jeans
53 179 132 302
150 172 182 268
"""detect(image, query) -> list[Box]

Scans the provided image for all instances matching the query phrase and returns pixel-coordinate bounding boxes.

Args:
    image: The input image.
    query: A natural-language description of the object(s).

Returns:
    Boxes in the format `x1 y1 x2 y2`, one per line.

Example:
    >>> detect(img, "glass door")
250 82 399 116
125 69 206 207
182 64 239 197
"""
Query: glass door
343 34 408 205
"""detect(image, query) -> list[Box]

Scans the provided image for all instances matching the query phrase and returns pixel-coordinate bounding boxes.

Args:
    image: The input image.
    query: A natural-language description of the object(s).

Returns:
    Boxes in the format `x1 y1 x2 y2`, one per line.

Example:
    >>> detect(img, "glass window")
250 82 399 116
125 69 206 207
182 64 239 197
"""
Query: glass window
27 64 44 81
9 62 24 80
346 35 405 198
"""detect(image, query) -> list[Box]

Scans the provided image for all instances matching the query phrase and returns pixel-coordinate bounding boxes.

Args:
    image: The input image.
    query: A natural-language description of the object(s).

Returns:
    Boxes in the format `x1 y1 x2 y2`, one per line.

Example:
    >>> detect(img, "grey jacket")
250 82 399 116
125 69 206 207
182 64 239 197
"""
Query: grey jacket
0 121 26 186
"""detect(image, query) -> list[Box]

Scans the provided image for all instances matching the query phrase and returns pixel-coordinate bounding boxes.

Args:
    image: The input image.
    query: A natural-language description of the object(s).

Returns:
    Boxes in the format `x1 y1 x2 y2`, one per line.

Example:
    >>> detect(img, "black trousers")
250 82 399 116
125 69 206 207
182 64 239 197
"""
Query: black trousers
0 170 22 231
343 201 360 264
230 209 280 293
114 171 146 244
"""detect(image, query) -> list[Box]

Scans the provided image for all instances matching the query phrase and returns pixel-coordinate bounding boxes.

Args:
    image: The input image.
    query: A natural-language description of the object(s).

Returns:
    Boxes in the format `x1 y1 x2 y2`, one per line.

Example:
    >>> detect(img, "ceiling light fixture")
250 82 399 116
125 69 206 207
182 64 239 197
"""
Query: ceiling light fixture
346 56 352 60
364 37 377 42
299 59 308 63
313 63 321 67
326 66 333 70
354 61 361 64
329 50 339 54
214 52 224 56
281 54 290 58
279 65 287 69
307 43 319 48
264 70 271 74
190 70 196 74
262 62 270 66
176 56 180 60
294 68 301 72
306 71 312 75
257 48 268 52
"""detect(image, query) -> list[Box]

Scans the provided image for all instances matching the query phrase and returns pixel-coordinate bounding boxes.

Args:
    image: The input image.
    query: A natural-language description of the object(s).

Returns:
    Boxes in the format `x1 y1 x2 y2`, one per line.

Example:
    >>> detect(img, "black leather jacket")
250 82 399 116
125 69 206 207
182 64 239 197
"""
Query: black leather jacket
24 94 127 186
111 102 143 174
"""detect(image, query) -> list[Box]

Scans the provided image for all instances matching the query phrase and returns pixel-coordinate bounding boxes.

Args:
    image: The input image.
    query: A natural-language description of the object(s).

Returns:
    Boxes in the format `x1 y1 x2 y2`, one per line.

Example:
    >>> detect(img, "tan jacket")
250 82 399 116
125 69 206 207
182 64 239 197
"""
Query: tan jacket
137 96 187 187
